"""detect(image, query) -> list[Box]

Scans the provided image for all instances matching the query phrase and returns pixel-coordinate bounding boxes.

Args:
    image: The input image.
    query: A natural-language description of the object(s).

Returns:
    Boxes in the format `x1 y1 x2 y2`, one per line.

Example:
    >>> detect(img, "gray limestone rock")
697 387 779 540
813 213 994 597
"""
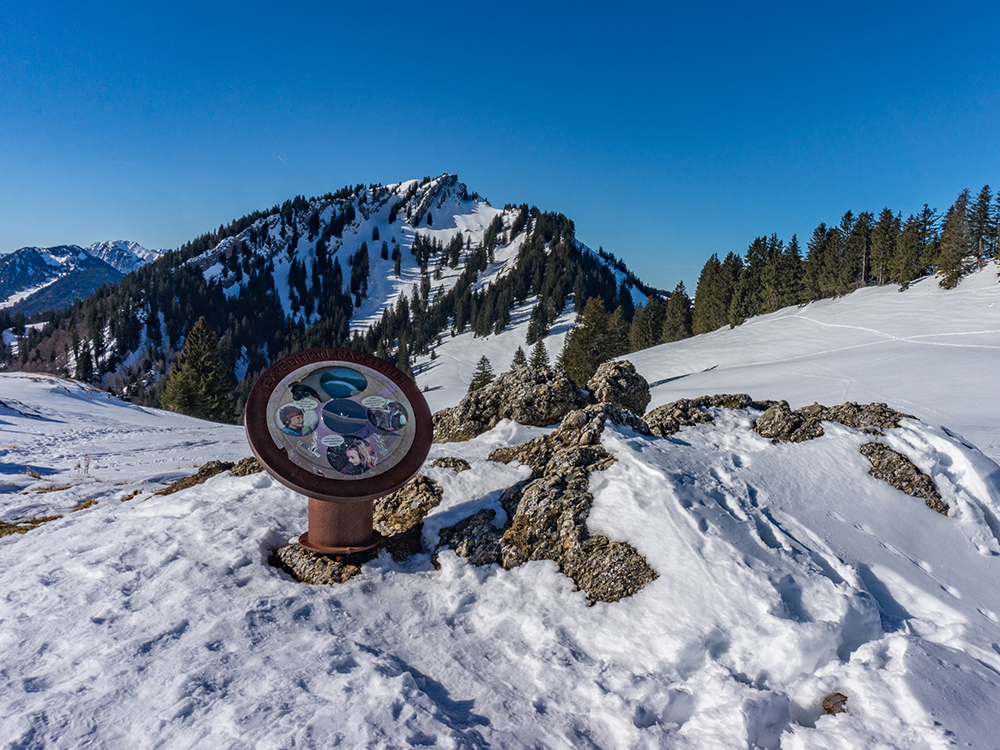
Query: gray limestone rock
860 443 948 515
437 509 503 567
753 401 825 443
488 403 647 472
754 401 916 443
433 366 586 443
270 545 363 585
586 360 651 416
373 474 443 536
646 394 774 437
448 403 659 604
430 456 472 472
231 456 264 476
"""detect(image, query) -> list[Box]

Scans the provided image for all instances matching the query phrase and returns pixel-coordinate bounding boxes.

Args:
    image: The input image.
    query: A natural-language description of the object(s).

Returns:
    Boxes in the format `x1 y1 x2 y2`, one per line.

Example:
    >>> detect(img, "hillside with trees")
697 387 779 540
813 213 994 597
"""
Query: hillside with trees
3 175 653 420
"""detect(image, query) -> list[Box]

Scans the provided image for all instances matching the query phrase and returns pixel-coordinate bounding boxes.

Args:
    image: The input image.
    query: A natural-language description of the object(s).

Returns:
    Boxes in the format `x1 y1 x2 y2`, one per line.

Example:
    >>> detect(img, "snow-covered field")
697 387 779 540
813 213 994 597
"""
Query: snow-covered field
2 268 1000 748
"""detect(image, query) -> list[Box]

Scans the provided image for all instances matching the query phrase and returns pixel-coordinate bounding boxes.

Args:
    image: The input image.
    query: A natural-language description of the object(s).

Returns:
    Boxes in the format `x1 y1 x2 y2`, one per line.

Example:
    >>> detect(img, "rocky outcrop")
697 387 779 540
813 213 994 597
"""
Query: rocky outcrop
752 401 825 443
436 509 503 567
586 360 651 416
430 456 472 472
488 403 649 472
754 401 915 443
270 545 363 585
433 366 586 443
646 394 773 437
822 692 848 715
231 456 264 476
373 475 444 536
438 404 658 604
860 443 948 515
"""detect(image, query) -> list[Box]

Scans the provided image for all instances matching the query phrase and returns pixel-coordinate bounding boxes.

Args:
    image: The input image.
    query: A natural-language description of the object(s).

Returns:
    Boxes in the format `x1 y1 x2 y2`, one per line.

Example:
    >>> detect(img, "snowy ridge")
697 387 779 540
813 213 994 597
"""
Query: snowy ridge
0 240 161 314
2 268 1000 747
86 240 165 274
185 174 641 339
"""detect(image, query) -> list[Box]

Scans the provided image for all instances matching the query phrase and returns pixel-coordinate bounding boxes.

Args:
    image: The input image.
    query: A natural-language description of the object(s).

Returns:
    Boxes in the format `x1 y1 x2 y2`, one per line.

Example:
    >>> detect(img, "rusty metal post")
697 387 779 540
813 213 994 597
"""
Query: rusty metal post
299 497 382 557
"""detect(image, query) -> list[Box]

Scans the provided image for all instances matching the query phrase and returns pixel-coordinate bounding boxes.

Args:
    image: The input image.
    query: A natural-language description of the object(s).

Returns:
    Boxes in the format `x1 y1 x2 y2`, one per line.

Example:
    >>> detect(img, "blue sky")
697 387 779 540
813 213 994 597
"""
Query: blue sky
2 1 998 292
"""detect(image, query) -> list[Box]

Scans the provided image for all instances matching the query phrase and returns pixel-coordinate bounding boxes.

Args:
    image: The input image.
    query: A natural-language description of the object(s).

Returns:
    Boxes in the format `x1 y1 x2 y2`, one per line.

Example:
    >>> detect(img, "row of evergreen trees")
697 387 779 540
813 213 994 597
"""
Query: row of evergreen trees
690 185 999 333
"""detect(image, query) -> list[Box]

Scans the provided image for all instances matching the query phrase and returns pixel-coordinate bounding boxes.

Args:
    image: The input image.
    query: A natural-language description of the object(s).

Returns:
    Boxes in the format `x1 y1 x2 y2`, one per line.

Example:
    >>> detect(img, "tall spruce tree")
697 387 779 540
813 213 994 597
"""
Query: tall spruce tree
869 209 899 286
468 356 495 392
160 317 235 422
969 185 994 269
937 189 971 289
528 338 550 369
629 296 666 351
560 299 630 386
692 254 724 335
662 282 693 341
511 346 527 369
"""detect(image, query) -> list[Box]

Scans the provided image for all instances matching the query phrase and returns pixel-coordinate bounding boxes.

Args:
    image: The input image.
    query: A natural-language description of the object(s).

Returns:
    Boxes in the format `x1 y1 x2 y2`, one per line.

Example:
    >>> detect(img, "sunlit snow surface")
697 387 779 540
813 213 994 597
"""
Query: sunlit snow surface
3 269 1000 748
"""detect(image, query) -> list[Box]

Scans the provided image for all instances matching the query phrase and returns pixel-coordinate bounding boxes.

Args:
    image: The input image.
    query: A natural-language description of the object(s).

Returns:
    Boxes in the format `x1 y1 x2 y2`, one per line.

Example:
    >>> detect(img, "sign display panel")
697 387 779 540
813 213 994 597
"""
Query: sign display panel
245 349 432 503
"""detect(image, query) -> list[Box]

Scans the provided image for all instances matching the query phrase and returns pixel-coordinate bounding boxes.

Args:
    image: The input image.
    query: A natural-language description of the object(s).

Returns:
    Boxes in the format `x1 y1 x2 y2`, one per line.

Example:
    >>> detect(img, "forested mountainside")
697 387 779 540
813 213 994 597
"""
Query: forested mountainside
690 184 1000 333
1 175 652 415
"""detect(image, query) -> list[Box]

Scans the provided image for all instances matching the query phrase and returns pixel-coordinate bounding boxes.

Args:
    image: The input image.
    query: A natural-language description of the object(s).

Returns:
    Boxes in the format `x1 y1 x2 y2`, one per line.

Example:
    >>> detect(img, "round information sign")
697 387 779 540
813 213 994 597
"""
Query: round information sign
245 348 432 503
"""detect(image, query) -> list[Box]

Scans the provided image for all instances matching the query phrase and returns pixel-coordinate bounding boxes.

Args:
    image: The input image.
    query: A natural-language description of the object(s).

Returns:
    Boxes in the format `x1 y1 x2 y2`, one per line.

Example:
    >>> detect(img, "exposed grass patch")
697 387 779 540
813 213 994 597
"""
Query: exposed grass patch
35 485 72 494
0 515 63 538
71 498 98 512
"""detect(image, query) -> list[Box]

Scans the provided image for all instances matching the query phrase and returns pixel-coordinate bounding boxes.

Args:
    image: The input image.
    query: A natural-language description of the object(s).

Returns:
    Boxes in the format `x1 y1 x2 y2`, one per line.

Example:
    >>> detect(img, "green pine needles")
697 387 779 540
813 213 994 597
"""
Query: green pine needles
468 355 495 392
160 317 235 423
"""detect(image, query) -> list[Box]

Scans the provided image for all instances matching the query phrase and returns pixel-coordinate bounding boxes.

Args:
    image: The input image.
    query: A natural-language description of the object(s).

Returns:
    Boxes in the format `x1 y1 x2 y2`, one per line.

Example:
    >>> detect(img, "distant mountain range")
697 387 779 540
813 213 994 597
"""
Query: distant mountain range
0 241 164 315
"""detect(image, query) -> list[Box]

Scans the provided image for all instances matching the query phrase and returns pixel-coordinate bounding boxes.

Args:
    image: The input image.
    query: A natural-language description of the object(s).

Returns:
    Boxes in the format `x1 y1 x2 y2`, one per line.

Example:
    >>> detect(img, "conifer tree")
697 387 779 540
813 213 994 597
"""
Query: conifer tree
692 254 723 335
629 296 666 351
511 346 527 369
937 189 971 289
528 339 549 369
662 282 693 342
969 185 994 269
869 209 899 286
468 356 495 392
160 317 234 422
560 298 627 386
75 342 94 383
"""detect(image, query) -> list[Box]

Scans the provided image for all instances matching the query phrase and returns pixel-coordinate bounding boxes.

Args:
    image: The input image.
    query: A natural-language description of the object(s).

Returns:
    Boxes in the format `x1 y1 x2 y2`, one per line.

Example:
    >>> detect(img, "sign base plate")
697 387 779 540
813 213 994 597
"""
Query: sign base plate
298 531 383 559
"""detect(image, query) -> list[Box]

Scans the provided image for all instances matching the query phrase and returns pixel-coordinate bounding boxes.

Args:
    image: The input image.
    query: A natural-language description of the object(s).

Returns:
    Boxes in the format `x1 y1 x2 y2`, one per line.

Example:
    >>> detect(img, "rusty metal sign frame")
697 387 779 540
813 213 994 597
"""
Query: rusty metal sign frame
244 348 432 556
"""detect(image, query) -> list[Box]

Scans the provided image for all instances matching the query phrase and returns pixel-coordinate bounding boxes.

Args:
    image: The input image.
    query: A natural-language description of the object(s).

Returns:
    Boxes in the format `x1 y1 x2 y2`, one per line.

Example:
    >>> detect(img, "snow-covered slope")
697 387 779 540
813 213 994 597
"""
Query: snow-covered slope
0 240 162 315
86 239 165 274
2 268 1000 748
627 266 1000 463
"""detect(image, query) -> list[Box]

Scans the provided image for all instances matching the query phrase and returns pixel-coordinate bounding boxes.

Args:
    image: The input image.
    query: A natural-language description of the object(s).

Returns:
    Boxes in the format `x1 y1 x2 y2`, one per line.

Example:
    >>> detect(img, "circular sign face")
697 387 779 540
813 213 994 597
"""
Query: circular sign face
245 348 432 503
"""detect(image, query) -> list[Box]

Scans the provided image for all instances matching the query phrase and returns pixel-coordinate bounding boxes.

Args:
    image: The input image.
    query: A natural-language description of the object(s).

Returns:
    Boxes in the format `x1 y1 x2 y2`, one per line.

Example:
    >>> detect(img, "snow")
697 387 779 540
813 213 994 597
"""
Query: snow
629 267 1000 463
0 275 64 309
3 265 1000 747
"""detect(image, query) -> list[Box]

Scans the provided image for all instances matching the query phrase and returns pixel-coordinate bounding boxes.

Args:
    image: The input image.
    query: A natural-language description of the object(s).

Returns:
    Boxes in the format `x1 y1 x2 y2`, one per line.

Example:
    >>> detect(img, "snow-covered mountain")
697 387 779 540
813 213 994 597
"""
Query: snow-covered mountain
4 175 651 404
0 240 163 315
86 239 165 274
1 266 999 748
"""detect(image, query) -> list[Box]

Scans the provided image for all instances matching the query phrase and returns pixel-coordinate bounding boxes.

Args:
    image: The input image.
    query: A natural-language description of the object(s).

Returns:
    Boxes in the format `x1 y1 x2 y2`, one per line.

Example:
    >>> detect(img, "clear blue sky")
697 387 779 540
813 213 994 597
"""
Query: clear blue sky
2 1 998 292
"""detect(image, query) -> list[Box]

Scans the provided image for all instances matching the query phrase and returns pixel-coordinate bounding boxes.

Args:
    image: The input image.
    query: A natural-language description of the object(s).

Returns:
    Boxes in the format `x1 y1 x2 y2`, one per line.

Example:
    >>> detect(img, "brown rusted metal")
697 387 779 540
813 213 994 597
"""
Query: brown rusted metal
244 349 431 561
299 496 379 552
